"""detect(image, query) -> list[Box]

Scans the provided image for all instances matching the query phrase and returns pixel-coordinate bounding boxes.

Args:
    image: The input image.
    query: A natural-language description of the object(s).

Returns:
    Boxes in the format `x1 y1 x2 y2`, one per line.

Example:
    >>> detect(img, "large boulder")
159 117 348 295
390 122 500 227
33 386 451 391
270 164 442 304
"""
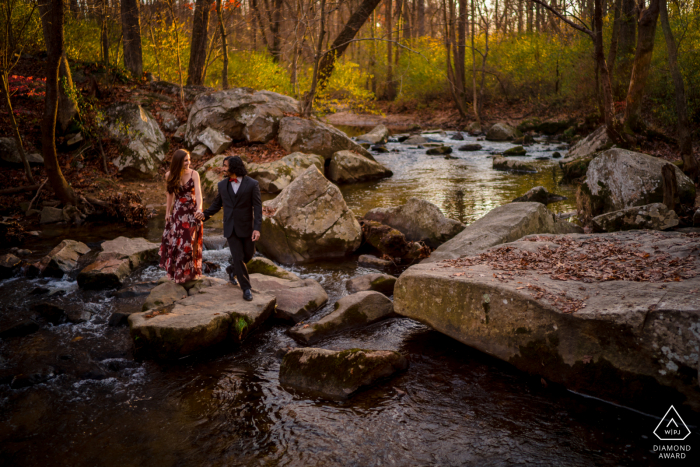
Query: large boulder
395 231 700 412
486 122 519 141
197 154 227 203
277 116 374 160
77 237 159 289
403 135 427 145
249 273 327 322
142 281 188 311
279 348 408 400
493 156 536 173
258 166 363 264
103 103 167 179
197 127 232 155
561 125 610 163
582 149 695 216
327 150 393 184
364 198 465 249
288 291 395 344
512 186 567 205
0 137 43 165
346 273 396 296
185 88 299 146
591 203 679 232
247 152 325 193
129 282 276 359
33 239 91 278
246 257 300 281
356 124 390 144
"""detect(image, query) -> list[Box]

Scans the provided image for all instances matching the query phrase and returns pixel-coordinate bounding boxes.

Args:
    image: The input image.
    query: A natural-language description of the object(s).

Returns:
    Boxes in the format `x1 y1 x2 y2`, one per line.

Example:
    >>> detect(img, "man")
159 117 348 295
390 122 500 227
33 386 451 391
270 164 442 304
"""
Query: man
195 156 261 301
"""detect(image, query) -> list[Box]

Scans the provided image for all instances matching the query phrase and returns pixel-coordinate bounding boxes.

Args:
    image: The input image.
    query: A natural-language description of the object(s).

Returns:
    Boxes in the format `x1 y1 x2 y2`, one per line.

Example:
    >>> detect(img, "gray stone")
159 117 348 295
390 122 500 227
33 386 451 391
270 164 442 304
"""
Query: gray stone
36 239 91 278
142 281 188 311
192 144 209 158
328 150 393 184
278 117 374 160
173 124 187 142
466 122 482 135
503 145 526 156
395 231 700 411
356 124 390 144
492 156 536 173
364 198 465 249
40 206 64 224
592 203 679 232
346 273 396 295
103 103 167 178
426 146 452 155
197 127 232 155
279 348 408 400
247 152 325 193
243 103 286 143
486 122 518 141
78 237 159 289
402 135 427 145
288 291 395 344
129 282 276 358
203 235 228 251
358 254 392 268
562 125 610 163
450 132 465 140
583 149 695 215
197 154 227 202
459 144 482 151
247 257 300 281
159 111 180 132
249 273 327 322
513 186 567 205
0 253 22 279
184 277 229 295
258 166 362 264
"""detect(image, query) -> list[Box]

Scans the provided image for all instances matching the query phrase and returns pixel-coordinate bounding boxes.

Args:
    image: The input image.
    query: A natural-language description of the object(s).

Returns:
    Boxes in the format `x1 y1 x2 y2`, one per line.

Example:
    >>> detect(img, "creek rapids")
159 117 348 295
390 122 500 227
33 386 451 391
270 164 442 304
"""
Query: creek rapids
1 129 698 466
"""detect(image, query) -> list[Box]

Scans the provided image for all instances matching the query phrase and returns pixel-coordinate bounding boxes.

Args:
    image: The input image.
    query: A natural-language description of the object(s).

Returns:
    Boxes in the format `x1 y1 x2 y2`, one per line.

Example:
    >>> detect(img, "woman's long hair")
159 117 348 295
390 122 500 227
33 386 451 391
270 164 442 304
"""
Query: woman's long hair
166 149 189 194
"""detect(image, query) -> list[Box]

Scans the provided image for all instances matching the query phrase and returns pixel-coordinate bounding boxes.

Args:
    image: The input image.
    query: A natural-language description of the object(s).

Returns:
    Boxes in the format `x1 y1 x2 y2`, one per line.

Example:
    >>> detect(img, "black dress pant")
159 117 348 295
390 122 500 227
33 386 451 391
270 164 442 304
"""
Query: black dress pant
227 234 256 291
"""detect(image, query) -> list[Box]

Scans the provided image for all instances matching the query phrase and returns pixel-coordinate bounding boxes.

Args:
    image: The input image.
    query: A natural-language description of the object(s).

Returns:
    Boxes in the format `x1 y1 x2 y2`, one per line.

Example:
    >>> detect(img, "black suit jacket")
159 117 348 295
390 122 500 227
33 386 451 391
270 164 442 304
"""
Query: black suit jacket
203 175 262 238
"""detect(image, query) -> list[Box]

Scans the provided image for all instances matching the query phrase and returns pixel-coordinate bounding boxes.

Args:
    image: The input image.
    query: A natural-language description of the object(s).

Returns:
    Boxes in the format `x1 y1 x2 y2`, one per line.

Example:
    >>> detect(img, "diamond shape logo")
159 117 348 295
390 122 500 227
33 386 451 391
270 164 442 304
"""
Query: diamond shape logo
654 406 691 441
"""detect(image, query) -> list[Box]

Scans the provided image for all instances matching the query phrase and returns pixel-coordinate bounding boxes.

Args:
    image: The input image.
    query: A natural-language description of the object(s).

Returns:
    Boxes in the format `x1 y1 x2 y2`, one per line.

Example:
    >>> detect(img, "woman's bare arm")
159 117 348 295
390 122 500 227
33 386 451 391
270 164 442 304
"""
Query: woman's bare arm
192 170 203 213
165 171 174 219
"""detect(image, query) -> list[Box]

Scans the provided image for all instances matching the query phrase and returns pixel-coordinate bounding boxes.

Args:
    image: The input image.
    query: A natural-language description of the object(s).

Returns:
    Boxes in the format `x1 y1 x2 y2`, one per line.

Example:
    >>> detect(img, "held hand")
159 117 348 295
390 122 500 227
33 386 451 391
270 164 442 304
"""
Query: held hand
251 230 260 242
195 211 205 221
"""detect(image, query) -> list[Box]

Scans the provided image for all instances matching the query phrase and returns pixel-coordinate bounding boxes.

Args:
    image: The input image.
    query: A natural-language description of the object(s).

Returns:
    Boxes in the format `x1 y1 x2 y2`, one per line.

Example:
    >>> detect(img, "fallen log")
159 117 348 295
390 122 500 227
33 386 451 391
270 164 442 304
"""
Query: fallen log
0 184 40 196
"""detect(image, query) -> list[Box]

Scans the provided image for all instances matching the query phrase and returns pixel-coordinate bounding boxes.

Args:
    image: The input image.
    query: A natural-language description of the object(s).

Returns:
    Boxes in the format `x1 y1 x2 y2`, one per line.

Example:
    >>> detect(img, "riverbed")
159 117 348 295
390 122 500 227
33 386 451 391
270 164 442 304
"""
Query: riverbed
1 131 695 466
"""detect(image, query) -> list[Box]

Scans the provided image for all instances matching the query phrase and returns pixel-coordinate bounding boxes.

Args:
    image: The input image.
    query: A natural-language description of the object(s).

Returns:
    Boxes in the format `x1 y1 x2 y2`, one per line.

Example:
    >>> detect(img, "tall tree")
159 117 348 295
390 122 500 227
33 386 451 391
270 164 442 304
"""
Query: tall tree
268 0 284 61
416 0 425 36
216 0 229 89
385 0 395 99
187 0 213 85
100 0 109 66
121 0 143 76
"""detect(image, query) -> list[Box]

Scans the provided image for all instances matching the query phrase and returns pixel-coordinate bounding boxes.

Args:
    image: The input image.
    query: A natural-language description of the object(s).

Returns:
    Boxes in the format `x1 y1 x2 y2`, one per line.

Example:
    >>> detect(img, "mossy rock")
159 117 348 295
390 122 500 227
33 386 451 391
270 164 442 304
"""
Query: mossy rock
247 256 300 281
503 146 526 156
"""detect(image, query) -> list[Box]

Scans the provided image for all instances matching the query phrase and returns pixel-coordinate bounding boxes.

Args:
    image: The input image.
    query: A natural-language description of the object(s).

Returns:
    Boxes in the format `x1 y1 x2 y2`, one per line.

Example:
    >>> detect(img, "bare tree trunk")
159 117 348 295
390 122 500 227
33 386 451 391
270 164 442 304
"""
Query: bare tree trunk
471 0 480 126
302 0 326 116
606 0 620 75
594 0 618 143
269 0 284 61
662 163 678 211
416 0 424 36
518 0 523 33
623 0 660 134
251 0 270 51
385 0 395 99
659 0 696 181
100 0 109 66
187 0 213 85
216 0 229 89
38 0 77 205
121 0 143 76
615 0 636 96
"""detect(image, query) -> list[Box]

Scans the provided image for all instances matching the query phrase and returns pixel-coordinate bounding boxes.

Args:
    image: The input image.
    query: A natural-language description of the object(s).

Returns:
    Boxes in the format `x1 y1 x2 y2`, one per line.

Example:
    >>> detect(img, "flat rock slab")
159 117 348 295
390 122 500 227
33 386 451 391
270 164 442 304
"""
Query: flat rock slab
279 348 408 400
249 273 327 322
346 273 396 296
78 237 159 289
247 257 300 281
395 230 700 412
129 283 276 358
288 291 395 344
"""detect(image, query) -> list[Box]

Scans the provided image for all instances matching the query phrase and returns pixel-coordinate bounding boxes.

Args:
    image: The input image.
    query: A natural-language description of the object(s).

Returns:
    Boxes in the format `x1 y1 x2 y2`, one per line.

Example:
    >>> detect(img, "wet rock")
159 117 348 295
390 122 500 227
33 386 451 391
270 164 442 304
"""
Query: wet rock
159 111 180 132
40 206 64 224
358 254 392 268
364 198 465 249
582 149 695 216
356 124 389 144
250 273 327 322
328 150 393 184
512 186 567 205
562 125 610 163
129 282 276 358
465 122 482 135
395 230 700 411
196 127 232 155
426 146 452 155
0 320 39 339
371 145 388 153
65 309 91 324
36 239 91 278
591 203 679 232
502 146 526 156
560 154 594 182
78 237 159 289
247 152 325 193
258 166 362 264
112 283 153 299
203 235 228 251
103 102 167 179
10 366 55 389
33 303 67 325
513 135 535 145
288 291 395 344
185 88 298 146
0 253 22 279
142 281 188 311
278 116 374 160
403 135 427 145
486 122 519 141
552 152 562 158
247 256 300 281
280 347 408 400
459 144 482 151
346 273 396 295
492 156 536 173
450 132 465 141
202 261 220 274
361 221 411 258
108 312 130 327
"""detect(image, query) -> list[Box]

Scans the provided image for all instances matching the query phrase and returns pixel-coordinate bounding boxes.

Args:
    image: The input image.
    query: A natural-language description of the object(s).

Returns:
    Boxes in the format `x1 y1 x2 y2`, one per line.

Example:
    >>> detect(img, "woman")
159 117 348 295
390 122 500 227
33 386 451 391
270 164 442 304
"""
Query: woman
159 149 204 284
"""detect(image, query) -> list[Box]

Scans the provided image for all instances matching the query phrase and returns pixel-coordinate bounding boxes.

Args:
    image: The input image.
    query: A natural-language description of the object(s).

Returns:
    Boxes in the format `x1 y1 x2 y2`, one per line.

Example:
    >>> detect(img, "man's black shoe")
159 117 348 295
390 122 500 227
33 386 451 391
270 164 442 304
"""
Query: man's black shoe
243 289 253 301
228 271 238 286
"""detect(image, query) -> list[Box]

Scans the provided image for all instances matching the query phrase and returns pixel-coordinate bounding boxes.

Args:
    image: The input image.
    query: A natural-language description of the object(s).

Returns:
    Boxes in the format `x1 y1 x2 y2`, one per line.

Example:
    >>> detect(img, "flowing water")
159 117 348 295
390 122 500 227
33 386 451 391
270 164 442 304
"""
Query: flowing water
1 131 697 466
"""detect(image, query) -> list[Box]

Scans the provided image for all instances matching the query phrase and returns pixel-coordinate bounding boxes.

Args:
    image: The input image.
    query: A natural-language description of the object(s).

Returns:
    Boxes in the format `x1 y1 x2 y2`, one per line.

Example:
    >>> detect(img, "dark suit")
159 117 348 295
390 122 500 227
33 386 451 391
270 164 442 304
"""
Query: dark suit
203 175 262 291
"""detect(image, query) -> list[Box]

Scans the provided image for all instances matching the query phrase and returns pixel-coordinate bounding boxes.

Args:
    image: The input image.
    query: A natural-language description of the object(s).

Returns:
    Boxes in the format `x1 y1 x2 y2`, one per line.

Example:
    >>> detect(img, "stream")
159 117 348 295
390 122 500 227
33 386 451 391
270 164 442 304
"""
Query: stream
1 130 695 466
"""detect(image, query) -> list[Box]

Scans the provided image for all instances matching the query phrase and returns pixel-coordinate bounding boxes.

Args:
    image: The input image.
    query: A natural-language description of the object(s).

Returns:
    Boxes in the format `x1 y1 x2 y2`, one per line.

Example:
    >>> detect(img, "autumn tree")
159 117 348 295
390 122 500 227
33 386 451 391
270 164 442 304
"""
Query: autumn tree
121 0 144 76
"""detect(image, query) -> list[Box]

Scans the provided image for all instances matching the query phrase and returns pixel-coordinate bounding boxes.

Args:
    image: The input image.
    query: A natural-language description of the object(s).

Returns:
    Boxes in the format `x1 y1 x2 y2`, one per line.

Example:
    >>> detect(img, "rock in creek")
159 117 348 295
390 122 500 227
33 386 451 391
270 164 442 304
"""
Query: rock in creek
346 273 396 296
591 203 679 232
492 156 535 173
32 239 91 278
0 253 22 279
450 132 465 141
278 116 374 160
502 145 526 156
465 122 482 135
142 281 188 311
361 221 412 259
486 122 519 141
247 256 300 281
258 166 362 264
247 152 325 193
358 254 393 268
356 124 390 144
561 125 611 163
459 144 482 151
395 230 700 412
512 186 567 205
560 155 594 182
402 135 427 145
40 206 64 224
196 127 232 155
328 150 393 184
78 237 159 290
426 146 452 155
582 149 695 216
279 348 408 400
203 235 228 251
129 282 276 359
288 291 395 344
364 198 465 249
250 273 327 322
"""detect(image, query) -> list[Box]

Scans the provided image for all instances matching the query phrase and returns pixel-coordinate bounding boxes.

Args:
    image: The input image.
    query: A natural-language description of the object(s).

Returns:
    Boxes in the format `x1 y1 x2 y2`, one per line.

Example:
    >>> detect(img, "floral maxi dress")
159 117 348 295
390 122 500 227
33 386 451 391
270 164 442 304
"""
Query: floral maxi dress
159 178 203 284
